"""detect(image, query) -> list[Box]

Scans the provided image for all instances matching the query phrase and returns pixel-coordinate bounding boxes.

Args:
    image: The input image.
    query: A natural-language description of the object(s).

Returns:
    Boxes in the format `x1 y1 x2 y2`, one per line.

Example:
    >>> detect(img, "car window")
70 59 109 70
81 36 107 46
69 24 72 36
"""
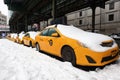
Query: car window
25 33 30 37
40 29 49 36
48 28 57 36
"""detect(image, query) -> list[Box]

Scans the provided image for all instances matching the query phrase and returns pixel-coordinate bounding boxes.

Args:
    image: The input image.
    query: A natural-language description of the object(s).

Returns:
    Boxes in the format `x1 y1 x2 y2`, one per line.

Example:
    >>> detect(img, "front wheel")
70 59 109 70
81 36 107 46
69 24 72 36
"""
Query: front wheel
61 46 76 66
36 43 40 52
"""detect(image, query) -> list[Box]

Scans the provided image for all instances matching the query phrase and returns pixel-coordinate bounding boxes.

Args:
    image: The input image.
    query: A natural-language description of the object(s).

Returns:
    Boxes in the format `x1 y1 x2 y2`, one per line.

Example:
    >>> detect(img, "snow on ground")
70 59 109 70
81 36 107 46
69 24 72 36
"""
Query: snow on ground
0 39 120 80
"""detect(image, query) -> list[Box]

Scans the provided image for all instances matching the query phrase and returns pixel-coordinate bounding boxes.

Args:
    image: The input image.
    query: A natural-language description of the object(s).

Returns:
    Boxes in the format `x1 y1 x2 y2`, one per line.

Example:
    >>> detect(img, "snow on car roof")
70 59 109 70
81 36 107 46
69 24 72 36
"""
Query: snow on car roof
28 31 40 40
57 24 117 52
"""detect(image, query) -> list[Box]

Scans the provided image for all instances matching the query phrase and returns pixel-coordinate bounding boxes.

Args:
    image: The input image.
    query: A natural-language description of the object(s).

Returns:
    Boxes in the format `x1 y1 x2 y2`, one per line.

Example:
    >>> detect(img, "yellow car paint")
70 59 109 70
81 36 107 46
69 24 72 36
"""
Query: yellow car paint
35 25 119 66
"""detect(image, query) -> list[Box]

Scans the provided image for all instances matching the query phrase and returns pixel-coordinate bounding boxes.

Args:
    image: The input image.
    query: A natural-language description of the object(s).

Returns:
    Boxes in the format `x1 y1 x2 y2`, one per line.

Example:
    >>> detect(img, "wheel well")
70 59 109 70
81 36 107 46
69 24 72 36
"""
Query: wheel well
35 42 40 46
61 45 73 54
29 41 32 44
35 42 38 45
21 40 24 44
61 45 76 66
30 41 32 43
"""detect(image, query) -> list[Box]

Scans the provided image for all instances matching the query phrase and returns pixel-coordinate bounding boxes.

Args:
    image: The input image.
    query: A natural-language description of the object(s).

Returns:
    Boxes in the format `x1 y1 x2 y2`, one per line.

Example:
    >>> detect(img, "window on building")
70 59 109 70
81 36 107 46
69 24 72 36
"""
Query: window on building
79 11 82 17
109 2 114 10
108 14 114 21
79 20 82 25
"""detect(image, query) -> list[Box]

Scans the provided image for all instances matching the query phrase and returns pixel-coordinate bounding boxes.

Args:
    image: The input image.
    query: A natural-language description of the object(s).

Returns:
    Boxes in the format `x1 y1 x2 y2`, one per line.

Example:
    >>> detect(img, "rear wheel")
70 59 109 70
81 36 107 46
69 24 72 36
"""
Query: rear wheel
36 43 40 52
29 41 33 47
61 46 76 66
22 40 24 45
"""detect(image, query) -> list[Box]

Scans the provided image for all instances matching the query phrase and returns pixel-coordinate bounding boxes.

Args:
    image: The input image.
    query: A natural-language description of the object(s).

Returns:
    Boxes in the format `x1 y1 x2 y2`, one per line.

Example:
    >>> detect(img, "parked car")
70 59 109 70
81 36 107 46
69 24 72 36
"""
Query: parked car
22 31 39 47
35 24 119 66
16 31 25 44
6 33 11 40
109 33 120 48
109 33 120 39
9 33 18 42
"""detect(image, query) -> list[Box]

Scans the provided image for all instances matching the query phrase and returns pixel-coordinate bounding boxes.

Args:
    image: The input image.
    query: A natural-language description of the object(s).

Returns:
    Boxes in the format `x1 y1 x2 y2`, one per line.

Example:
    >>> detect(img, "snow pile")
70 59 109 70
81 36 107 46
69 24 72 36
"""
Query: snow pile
0 39 120 80
57 24 117 52
28 31 40 40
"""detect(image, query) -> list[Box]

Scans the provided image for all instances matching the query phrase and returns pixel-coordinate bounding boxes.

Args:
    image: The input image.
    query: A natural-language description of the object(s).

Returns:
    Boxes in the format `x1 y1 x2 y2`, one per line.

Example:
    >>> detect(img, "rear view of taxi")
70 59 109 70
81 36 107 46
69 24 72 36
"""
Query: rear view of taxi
23 31 39 47
35 24 119 66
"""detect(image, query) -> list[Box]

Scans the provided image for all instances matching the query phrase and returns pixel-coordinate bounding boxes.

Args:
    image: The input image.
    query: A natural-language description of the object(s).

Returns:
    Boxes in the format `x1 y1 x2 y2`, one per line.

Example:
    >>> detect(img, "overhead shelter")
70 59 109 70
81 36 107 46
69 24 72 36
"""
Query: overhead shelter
4 0 109 32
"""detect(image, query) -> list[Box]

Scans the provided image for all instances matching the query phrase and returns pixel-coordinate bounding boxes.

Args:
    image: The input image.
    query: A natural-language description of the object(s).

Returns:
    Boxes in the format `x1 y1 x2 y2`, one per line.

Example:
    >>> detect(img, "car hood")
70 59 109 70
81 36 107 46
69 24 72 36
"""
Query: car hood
57 24 117 52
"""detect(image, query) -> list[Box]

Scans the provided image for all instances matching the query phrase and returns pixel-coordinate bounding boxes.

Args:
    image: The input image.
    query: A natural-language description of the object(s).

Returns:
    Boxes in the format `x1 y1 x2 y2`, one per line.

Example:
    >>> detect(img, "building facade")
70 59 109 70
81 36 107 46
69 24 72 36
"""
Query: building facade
0 11 7 25
66 0 120 34
0 11 9 38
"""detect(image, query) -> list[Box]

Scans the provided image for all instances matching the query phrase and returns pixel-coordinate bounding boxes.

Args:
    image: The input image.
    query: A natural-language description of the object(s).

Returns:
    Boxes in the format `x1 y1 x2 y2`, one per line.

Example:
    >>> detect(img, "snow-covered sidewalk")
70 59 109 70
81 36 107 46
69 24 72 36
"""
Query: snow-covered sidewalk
0 39 120 80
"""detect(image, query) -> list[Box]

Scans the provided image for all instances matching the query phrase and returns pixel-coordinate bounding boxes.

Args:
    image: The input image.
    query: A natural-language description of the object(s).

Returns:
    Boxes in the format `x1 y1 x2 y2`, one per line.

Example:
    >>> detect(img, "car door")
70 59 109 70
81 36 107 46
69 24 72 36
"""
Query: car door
38 29 50 51
23 33 30 45
46 28 61 56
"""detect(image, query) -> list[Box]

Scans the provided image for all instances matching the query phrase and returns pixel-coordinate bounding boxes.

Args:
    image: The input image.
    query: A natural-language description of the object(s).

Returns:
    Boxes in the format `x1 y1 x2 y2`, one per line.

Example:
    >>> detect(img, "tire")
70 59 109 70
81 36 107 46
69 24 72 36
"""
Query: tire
61 46 76 66
22 41 24 45
14 40 17 43
29 41 33 47
36 43 40 52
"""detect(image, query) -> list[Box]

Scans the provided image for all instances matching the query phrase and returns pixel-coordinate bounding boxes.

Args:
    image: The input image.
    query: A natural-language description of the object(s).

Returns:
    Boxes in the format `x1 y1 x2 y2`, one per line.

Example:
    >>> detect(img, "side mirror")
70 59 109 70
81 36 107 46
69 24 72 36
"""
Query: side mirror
51 33 59 37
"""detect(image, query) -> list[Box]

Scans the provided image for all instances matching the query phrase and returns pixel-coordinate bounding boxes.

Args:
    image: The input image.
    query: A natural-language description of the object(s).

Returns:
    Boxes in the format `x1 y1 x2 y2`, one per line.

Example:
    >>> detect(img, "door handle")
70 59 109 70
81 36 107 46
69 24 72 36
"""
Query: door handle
48 39 53 46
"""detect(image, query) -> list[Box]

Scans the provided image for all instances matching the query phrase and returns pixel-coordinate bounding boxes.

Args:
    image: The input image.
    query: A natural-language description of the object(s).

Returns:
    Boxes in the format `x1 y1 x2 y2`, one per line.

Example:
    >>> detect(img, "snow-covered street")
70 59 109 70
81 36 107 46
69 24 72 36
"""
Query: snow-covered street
0 39 120 80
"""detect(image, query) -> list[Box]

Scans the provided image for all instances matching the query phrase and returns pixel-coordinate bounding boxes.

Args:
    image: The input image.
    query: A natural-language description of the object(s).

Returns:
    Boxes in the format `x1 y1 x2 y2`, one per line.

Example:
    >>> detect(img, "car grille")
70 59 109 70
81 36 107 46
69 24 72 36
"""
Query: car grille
100 41 113 47
101 52 118 63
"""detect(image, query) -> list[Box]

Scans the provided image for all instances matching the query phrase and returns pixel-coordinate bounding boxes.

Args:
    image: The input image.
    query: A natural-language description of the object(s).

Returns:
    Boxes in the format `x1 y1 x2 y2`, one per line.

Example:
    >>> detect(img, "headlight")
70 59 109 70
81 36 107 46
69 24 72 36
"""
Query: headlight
77 41 88 48
81 43 88 48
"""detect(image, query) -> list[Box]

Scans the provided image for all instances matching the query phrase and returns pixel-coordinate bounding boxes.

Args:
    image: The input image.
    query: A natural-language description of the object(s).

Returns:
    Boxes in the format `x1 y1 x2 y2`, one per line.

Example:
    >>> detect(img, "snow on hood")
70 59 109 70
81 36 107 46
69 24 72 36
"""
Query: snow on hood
57 24 117 52
28 31 40 40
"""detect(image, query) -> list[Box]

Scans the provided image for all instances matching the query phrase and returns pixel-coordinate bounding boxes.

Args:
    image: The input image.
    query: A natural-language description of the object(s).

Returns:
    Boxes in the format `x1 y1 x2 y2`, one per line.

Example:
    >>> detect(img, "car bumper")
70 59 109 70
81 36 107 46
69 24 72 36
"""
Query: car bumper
74 46 119 66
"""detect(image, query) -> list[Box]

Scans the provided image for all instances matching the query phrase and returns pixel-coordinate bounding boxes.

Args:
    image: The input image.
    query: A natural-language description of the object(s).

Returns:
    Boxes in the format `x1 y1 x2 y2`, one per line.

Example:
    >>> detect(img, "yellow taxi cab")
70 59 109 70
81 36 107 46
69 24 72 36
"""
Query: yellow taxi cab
22 31 39 47
9 33 18 42
35 24 119 66
6 33 11 40
16 31 25 44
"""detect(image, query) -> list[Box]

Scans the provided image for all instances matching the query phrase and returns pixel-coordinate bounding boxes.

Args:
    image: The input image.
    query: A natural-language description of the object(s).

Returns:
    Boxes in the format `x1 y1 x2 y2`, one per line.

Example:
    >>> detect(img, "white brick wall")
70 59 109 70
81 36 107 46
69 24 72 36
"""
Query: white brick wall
0 12 7 25
66 0 120 34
